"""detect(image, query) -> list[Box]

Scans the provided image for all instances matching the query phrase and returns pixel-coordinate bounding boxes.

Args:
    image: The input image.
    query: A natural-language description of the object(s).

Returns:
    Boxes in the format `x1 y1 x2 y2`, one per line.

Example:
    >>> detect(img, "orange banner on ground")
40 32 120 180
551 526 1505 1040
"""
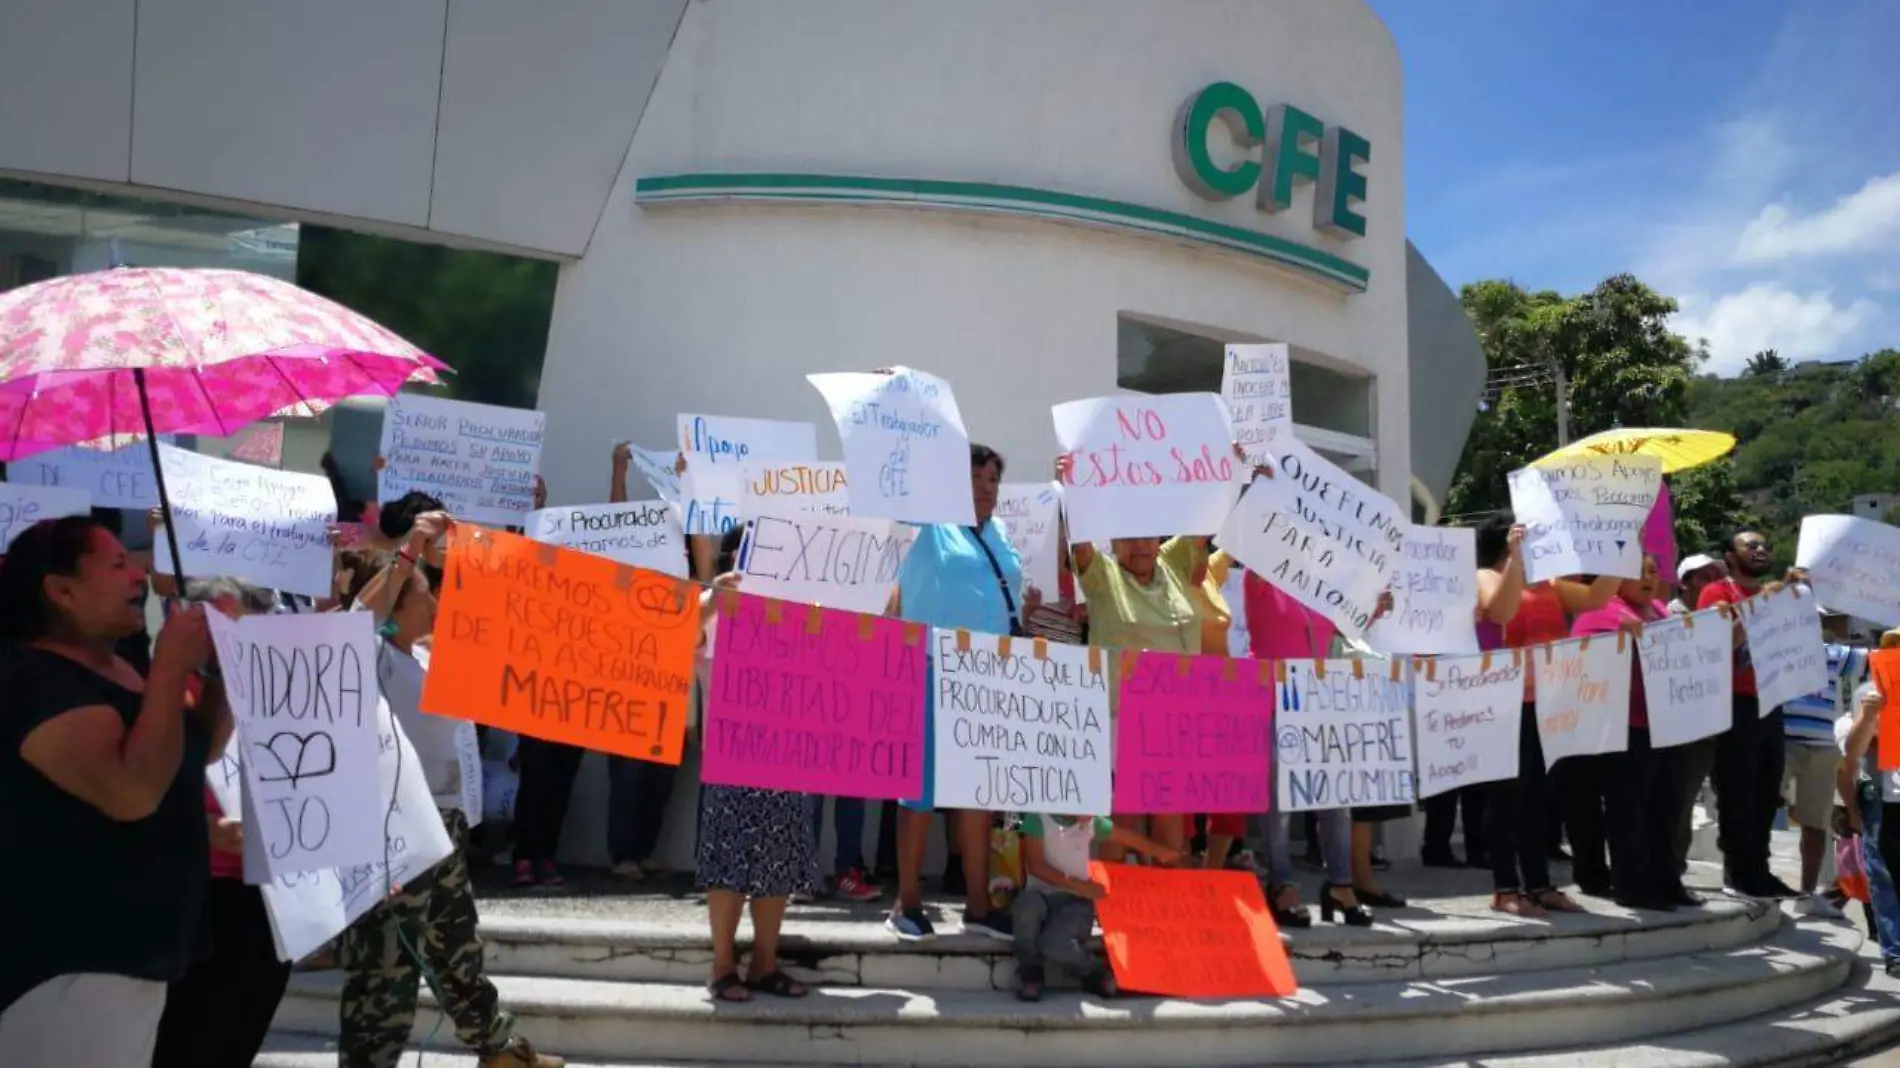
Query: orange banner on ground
1089 861 1296 999
423 526 698 764
1872 649 1900 771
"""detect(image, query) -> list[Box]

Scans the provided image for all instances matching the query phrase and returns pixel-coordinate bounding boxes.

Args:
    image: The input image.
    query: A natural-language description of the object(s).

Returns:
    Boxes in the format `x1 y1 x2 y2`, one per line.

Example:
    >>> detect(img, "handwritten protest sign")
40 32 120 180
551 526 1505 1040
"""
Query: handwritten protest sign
996 481 1063 600
1275 659 1415 811
1091 862 1296 999
152 443 335 597
1115 651 1275 814
1742 585 1829 714
1221 343 1293 465
703 594 926 799
1219 439 1404 636
1509 455 1663 582
1533 636 1633 767
1637 611 1733 748
527 501 686 577
1797 515 1900 628
1053 393 1239 542
208 610 382 876
626 444 681 502
1366 524 1480 655
930 631 1110 815
808 368 974 525
0 482 91 548
207 705 453 962
742 461 851 516
738 505 906 615
423 528 697 763
1412 652 1525 798
379 394 544 526
6 440 165 508
677 414 817 536
1872 649 1900 771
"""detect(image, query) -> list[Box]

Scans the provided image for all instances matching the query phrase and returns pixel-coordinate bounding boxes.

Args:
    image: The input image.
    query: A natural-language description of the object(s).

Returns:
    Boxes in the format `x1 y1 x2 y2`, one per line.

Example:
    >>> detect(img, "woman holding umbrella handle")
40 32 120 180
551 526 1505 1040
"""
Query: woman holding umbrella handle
0 515 229 1067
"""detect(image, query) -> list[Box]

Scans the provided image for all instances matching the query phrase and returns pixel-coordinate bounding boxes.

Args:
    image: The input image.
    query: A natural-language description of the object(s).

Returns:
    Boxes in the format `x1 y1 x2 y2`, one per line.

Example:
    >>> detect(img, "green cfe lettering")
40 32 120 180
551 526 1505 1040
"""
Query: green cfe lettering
1171 83 1370 240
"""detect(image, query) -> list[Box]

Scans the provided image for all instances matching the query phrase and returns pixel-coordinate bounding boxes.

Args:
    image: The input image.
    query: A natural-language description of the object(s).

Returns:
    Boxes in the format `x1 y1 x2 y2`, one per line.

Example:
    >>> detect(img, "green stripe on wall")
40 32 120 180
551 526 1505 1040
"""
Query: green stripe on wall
633 173 1369 293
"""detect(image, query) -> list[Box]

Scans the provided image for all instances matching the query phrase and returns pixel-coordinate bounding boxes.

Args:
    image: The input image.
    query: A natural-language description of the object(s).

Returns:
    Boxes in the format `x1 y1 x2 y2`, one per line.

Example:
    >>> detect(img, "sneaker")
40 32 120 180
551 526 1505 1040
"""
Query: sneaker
512 859 536 887
610 860 645 883
963 910 1014 942
535 860 566 889
478 1035 565 1068
886 907 936 942
1795 893 1846 919
834 868 882 903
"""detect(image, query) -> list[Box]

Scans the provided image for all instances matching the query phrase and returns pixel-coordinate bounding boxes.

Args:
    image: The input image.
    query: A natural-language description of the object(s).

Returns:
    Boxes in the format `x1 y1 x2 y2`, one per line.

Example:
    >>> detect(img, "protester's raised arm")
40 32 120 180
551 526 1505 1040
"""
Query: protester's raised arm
610 442 631 504
1477 525 1527 625
1553 573 1619 614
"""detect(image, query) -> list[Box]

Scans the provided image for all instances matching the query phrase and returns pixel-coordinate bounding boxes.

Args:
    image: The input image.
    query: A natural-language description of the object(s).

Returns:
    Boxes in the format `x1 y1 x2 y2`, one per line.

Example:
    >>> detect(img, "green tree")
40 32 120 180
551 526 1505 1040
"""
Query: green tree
1447 274 1713 526
294 226 559 410
1743 349 1787 379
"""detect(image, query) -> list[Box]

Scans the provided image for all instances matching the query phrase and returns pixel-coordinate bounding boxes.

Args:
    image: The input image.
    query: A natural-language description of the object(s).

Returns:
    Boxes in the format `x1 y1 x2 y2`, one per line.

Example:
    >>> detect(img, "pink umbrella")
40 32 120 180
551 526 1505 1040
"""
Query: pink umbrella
0 266 448 574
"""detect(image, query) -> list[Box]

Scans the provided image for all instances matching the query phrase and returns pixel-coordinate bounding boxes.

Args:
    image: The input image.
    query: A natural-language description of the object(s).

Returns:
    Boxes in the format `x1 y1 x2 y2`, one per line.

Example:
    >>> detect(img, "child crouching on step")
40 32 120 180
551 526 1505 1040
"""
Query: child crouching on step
1013 814 1179 1001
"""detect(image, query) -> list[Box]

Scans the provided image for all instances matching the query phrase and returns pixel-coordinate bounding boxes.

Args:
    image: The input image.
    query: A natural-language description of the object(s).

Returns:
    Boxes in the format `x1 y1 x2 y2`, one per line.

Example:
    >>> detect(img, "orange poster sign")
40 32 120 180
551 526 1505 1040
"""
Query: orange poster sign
423 526 698 764
1089 861 1297 999
1872 649 1900 772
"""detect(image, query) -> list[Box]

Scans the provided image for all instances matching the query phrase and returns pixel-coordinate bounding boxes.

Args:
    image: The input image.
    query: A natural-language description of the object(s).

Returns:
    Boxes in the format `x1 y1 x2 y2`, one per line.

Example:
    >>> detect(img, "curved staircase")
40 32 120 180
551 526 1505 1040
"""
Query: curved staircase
261 861 1900 1068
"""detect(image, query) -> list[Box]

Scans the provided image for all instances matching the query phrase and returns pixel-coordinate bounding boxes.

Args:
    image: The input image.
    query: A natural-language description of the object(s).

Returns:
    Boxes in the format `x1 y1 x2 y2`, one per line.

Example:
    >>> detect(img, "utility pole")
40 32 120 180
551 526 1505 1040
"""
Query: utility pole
1550 358 1571 447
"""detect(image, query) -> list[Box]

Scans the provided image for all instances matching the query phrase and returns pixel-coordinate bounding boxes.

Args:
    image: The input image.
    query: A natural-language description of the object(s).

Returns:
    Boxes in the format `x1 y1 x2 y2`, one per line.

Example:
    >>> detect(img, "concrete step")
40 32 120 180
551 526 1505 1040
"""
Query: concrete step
476 892 1779 991
271 920 1861 1067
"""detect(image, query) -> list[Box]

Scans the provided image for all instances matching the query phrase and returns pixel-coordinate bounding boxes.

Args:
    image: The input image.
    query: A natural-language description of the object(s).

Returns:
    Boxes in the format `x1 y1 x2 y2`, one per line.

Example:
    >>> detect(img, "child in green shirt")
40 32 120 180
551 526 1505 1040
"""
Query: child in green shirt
1013 814 1179 1001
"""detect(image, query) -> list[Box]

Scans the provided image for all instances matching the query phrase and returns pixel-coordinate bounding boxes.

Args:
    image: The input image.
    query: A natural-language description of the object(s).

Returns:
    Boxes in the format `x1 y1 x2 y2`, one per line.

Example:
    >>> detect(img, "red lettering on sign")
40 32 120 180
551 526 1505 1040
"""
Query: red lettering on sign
1115 408 1169 442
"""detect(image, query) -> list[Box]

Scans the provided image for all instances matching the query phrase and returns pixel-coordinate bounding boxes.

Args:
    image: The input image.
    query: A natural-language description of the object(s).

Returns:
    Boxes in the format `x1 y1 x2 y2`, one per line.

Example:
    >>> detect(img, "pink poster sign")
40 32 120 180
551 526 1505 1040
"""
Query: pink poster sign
703 593 927 799
1643 481 1678 581
1113 651 1275 814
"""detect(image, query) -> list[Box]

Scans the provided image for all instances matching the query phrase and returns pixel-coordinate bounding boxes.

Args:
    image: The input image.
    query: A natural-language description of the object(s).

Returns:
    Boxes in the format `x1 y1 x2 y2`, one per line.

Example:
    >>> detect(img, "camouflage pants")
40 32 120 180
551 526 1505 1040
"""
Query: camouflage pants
338 810 514 1068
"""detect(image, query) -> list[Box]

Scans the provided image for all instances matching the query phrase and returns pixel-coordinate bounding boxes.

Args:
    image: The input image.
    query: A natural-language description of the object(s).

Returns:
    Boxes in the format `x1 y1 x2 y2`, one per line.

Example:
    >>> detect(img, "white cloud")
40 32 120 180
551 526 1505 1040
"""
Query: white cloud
1732 171 1900 264
1671 284 1877 374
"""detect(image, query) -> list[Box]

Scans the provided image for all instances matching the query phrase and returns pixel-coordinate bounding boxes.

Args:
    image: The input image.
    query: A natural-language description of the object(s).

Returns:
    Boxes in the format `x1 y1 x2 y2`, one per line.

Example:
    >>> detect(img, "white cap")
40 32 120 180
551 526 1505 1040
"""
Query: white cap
1677 553 1717 581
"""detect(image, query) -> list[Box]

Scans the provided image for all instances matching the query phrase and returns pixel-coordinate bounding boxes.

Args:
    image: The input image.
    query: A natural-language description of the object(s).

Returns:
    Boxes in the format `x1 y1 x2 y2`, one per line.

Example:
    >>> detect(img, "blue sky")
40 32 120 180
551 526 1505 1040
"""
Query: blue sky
1368 0 1900 375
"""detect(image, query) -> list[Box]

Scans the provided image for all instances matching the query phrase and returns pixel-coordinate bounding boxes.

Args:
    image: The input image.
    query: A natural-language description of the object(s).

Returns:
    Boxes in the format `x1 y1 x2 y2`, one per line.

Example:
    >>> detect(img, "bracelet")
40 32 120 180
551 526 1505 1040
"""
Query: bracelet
397 548 417 565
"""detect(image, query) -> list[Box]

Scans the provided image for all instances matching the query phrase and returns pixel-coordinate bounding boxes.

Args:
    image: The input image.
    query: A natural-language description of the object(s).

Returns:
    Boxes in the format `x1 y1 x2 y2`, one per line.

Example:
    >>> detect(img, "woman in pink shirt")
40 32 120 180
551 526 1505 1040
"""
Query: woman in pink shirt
1570 555 1697 913
1244 574 1365 926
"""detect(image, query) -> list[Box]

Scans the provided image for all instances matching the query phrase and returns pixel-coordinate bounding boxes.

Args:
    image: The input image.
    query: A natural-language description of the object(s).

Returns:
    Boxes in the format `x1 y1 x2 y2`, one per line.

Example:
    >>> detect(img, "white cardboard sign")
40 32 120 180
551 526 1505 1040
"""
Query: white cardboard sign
1218 439 1405 636
1797 515 1900 627
1509 455 1663 582
627 444 681 503
1221 343 1293 465
1636 611 1734 748
741 461 851 517
528 500 686 576
996 481 1063 602
6 440 166 508
677 414 817 537
1274 660 1416 812
1533 636 1634 767
1742 585 1830 714
0 482 92 548
808 368 975 526
153 443 336 597
206 702 454 963
1366 525 1481 655
378 394 545 526
209 610 383 876
1411 651 1526 798
737 505 907 614
929 630 1111 815
1052 393 1240 542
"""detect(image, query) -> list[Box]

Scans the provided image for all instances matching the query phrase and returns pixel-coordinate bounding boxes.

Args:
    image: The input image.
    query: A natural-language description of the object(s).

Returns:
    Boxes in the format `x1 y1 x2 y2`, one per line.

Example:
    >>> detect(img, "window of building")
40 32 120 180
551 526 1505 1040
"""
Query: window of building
1116 313 1379 480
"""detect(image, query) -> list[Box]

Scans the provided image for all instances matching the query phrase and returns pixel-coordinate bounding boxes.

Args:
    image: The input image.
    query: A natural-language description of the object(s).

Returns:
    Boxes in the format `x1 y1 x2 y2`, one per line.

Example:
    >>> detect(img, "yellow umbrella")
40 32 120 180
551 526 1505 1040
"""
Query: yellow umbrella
1534 427 1736 474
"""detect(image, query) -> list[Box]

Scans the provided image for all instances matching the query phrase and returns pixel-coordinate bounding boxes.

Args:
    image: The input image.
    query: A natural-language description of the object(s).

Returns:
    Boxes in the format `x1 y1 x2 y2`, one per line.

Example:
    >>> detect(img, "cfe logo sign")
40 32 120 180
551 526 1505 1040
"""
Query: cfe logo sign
1171 82 1371 239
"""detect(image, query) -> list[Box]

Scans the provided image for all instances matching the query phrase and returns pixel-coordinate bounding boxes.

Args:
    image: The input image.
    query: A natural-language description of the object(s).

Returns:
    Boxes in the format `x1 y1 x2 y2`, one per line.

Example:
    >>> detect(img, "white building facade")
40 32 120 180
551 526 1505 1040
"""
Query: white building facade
1 0 1483 867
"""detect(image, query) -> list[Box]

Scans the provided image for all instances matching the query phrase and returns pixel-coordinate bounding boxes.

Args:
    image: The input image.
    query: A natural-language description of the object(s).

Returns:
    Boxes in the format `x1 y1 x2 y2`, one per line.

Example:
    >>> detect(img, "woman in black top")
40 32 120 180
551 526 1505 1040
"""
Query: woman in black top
0 516 225 1066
